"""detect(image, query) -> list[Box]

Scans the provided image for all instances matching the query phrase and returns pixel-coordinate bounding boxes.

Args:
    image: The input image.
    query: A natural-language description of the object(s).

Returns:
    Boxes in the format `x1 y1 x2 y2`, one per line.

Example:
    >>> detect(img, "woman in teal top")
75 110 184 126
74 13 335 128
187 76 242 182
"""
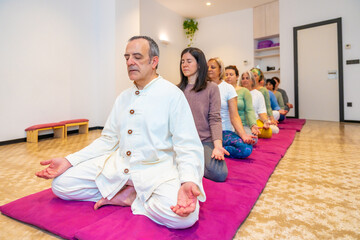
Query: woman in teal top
225 65 260 138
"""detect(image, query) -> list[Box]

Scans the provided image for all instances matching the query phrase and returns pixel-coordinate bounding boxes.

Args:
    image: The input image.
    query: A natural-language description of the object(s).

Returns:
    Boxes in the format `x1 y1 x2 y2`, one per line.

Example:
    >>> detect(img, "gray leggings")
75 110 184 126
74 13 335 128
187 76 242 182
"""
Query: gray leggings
202 142 228 182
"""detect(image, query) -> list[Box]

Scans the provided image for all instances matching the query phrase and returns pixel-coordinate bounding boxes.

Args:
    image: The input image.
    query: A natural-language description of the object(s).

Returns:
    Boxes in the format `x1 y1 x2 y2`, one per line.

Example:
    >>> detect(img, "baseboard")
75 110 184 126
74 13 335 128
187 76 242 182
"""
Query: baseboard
0 138 25 146
0 126 104 146
89 126 104 131
285 117 359 123
343 120 360 123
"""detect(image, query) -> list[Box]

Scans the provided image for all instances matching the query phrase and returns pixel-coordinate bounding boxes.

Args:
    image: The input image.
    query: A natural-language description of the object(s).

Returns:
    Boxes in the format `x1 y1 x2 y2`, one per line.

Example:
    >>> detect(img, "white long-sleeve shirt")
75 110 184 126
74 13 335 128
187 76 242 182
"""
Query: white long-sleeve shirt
66 76 206 203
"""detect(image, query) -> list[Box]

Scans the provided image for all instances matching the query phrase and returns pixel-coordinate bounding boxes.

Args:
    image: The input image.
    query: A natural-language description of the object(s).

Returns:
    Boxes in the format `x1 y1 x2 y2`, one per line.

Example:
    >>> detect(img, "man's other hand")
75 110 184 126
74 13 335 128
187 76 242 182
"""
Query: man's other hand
35 157 71 179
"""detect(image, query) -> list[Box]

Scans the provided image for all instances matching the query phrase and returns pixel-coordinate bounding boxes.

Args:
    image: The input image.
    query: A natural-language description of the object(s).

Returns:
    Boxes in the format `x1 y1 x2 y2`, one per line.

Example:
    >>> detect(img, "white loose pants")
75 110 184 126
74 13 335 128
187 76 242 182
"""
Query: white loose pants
52 157 199 229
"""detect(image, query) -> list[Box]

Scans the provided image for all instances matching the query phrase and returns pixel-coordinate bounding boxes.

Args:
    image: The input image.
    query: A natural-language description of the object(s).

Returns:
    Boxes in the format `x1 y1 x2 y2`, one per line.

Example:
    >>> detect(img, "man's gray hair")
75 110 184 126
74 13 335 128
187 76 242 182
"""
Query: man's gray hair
128 35 159 60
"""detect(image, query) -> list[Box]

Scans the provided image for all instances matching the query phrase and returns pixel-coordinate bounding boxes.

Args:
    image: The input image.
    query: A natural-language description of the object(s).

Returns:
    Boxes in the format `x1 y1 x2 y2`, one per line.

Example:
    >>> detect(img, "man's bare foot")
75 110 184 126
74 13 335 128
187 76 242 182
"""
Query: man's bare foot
94 185 136 210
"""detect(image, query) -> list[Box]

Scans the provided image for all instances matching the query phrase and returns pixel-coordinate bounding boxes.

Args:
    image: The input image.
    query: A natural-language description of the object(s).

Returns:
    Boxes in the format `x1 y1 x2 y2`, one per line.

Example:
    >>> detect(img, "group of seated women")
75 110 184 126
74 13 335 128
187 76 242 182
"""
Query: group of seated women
178 47 293 182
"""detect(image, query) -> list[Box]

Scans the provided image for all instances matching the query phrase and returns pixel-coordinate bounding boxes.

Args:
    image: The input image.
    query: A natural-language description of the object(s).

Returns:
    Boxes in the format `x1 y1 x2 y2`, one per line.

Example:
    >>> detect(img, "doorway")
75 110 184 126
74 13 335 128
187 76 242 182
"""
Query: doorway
293 18 343 121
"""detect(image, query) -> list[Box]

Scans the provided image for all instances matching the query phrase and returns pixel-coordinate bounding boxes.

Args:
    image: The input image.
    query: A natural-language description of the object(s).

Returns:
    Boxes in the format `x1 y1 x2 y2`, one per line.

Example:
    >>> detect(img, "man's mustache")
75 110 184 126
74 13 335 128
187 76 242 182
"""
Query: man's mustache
128 66 139 71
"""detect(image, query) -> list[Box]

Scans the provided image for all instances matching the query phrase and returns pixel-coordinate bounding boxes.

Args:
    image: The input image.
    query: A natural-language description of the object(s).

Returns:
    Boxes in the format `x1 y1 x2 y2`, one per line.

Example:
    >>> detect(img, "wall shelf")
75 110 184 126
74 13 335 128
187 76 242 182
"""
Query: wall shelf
254 54 280 59
263 70 280 74
254 46 280 52
254 36 280 76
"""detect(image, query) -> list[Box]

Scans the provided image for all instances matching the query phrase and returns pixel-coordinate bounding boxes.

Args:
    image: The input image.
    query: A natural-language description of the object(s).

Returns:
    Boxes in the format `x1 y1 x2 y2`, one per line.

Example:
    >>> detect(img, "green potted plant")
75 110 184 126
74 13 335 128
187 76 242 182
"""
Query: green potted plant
183 19 198 47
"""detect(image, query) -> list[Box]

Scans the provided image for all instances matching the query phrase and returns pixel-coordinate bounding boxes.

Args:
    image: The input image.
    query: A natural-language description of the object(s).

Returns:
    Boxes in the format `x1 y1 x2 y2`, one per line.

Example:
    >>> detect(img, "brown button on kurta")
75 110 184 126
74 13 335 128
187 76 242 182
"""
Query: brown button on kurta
124 168 129 174
126 151 131 156
130 109 134 114
135 90 140 95
128 129 133 134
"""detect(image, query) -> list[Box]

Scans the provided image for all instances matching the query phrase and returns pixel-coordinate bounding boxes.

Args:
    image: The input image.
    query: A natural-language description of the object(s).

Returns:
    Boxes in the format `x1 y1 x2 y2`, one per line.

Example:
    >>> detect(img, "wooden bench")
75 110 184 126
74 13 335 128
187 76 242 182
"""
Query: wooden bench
25 123 65 143
25 119 89 143
59 119 89 138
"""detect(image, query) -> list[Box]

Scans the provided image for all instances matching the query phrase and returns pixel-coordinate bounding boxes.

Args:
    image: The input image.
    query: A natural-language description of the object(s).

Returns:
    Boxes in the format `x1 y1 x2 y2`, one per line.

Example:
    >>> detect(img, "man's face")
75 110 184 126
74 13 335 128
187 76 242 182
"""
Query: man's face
124 39 156 82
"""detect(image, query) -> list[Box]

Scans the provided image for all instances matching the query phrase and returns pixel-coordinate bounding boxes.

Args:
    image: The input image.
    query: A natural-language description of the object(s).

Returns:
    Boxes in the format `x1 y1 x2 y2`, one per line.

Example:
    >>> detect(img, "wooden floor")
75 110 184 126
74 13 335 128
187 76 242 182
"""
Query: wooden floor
0 120 359 239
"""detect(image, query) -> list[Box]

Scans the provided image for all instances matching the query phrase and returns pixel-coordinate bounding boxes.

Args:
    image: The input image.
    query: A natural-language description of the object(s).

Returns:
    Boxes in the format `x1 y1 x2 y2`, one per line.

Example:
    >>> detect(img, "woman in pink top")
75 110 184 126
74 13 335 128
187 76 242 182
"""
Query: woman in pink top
178 47 229 182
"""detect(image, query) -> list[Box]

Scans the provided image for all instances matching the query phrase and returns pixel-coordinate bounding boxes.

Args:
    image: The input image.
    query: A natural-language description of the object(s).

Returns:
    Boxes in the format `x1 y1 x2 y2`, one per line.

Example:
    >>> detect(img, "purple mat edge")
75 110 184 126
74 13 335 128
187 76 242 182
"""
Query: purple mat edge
0 189 73 239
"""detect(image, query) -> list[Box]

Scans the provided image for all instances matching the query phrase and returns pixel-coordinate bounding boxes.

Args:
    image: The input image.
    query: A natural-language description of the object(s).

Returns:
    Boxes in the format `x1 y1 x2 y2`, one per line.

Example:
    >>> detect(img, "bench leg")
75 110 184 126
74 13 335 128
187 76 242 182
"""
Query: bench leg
64 125 68 138
27 130 39 143
54 126 64 138
79 122 89 134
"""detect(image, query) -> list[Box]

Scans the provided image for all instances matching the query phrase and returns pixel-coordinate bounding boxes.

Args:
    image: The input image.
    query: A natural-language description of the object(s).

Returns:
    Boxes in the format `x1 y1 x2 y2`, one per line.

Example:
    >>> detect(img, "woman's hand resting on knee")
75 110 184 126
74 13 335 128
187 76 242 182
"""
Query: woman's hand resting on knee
211 140 230 161
35 157 72 179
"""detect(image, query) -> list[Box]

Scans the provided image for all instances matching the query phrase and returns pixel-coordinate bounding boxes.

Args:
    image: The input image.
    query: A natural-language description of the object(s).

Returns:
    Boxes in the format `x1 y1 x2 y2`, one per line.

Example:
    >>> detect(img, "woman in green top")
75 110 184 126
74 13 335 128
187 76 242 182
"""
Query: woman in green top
225 65 260 140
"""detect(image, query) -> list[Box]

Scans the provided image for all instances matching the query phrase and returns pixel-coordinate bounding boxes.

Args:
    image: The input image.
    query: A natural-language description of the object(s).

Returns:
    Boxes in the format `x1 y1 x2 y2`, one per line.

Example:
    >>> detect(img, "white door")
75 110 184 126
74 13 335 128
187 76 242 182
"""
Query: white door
297 23 339 121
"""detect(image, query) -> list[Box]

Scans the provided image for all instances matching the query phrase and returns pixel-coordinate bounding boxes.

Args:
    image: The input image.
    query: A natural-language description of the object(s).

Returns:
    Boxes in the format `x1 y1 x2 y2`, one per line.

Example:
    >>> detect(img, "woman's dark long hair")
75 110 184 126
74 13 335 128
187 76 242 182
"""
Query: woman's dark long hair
178 47 208 92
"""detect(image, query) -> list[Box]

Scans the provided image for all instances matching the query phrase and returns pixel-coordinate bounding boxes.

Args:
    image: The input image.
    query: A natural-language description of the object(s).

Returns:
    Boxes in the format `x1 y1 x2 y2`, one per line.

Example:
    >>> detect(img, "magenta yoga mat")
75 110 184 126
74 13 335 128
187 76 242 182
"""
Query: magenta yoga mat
0 120 305 240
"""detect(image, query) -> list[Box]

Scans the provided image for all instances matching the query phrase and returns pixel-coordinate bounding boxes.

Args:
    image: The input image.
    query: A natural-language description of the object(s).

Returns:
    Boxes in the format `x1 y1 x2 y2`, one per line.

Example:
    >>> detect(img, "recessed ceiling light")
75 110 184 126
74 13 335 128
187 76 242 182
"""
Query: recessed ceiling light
206 2 211 6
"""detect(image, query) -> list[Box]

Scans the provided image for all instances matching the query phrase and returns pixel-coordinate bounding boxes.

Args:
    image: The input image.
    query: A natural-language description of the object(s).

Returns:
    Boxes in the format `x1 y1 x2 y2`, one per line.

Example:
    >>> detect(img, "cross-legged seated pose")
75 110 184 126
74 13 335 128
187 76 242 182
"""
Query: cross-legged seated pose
178 47 229 182
225 65 260 144
207 57 255 159
251 68 280 135
272 76 293 112
240 71 272 138
266 78 288 121
36 36 206 229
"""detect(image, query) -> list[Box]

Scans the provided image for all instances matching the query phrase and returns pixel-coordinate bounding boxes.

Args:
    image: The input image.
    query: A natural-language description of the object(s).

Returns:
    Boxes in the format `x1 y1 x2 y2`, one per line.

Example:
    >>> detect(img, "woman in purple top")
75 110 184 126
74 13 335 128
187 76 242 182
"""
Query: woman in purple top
178 47 229 182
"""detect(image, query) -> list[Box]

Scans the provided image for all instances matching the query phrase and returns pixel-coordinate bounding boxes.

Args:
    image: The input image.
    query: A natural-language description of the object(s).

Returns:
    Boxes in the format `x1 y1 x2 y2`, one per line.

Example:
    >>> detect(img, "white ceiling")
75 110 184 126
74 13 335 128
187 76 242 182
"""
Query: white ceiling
155 0 275 19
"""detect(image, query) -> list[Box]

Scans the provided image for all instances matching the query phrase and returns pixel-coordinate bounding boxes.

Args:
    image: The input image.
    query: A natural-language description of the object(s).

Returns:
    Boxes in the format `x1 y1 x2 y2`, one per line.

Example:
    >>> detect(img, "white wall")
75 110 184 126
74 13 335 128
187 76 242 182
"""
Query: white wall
2 0 358 142
139 0 186 84
91 0 140 127
0 0 140 141
112 1 140 124
280 0 360 120
196 9 254 75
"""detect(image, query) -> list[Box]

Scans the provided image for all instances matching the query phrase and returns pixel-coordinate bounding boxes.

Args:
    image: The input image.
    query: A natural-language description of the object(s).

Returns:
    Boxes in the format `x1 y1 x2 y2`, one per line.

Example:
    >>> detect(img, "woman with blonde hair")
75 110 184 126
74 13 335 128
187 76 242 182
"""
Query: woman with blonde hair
207 57 255 159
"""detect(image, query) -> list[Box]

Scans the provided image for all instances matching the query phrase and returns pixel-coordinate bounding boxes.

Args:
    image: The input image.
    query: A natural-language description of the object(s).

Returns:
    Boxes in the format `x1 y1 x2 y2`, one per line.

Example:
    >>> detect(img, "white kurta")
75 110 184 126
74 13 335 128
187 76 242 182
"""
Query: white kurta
65 76 206 203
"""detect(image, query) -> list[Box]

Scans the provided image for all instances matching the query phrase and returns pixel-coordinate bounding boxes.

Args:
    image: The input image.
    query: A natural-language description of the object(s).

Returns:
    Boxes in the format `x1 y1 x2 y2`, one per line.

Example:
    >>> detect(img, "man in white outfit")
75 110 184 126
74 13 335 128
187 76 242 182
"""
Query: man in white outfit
36 36 206 229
